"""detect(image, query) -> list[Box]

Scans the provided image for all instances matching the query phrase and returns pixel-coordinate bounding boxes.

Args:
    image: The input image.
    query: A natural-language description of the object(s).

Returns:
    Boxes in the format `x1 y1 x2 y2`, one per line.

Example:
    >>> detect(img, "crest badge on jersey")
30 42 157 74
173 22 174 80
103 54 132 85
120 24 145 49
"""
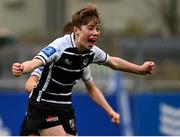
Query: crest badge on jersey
82 58 89 66
64 58 73 65
42 46 56 57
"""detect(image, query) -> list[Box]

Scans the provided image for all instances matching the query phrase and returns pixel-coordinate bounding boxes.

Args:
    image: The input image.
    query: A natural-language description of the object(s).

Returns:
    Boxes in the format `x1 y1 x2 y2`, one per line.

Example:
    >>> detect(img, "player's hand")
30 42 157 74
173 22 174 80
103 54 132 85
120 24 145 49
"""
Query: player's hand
140 61 155 75
109 111 120 125
12 63 24 77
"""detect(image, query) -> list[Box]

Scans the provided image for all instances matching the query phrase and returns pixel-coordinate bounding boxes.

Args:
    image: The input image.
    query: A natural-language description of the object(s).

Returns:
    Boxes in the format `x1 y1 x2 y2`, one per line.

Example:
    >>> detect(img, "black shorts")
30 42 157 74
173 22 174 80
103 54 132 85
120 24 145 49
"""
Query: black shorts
19 116 39 136
26 102 77 135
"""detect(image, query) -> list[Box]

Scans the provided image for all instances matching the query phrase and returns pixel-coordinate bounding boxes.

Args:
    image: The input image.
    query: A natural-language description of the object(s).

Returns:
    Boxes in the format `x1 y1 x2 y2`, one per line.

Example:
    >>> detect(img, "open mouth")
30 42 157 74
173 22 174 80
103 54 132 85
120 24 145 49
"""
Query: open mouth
88 38 97 43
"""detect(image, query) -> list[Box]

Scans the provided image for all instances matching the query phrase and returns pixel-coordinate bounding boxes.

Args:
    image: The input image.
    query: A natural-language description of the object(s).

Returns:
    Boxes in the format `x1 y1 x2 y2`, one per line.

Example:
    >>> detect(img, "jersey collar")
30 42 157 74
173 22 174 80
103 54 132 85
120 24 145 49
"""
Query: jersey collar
70 33 76 48
70 33 92 53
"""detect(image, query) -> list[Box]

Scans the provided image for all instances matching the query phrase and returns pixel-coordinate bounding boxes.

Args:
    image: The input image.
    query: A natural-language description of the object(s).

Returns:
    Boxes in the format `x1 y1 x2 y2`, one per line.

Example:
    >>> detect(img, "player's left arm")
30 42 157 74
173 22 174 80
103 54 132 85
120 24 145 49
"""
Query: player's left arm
25 67 43 93
104 56 155 75
25 75 40 93
84 80 120 125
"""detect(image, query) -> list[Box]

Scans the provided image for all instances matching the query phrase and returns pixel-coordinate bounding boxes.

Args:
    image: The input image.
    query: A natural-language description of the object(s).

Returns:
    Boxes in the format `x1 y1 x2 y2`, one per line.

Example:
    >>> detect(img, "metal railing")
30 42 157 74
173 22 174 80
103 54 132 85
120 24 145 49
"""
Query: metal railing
0 37 180 93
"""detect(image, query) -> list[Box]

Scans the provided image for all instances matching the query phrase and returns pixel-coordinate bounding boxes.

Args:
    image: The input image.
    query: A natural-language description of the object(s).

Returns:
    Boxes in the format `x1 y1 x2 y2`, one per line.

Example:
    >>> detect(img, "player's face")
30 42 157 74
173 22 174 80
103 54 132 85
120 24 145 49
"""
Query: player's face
74 20 100 51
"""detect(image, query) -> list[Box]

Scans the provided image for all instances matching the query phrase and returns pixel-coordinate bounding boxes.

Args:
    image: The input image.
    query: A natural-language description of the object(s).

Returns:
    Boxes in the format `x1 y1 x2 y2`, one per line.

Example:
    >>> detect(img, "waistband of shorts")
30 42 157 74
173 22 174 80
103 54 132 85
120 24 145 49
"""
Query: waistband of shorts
29 98 73 110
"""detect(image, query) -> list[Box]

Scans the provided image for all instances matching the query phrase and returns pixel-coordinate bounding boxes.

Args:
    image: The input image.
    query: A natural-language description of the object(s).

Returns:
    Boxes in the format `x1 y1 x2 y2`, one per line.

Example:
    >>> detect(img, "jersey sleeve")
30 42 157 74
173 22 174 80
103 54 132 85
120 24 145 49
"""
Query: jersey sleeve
81 66 92 83
31 66 43 78
92 46 109 65
34 39 62 65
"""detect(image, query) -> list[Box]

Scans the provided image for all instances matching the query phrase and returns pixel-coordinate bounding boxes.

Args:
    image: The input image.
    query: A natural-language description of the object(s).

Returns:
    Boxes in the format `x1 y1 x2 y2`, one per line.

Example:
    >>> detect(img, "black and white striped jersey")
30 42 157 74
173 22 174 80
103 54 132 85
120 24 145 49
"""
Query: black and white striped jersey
30 33 109 107
29 66 92 99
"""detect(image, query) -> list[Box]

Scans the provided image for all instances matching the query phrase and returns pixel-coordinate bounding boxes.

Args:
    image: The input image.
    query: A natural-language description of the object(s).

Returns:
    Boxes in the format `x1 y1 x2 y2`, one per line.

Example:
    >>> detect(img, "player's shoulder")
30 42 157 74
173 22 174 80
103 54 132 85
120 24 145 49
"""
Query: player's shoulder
50 34 71 50
91 45 104 52
53 34 70 44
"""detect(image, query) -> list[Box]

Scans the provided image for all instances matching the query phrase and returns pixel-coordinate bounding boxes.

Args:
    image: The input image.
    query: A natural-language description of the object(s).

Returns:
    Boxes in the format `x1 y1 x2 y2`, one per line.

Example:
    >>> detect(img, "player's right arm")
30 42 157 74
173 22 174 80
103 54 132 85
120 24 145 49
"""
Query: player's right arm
12 58 43 77
12 38 64 77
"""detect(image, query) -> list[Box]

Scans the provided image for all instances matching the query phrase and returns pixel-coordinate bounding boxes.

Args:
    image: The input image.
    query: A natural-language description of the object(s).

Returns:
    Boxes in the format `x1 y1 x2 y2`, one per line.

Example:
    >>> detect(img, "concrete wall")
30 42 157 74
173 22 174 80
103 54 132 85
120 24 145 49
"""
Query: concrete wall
66 0 157 32
0 0 46 36
0 0 175 36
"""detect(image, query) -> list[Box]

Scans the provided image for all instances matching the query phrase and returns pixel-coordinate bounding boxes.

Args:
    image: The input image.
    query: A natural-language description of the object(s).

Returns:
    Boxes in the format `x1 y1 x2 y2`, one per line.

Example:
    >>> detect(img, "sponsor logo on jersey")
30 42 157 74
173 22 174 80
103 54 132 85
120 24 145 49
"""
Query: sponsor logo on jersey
46 115 59 122
42 46 56 57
